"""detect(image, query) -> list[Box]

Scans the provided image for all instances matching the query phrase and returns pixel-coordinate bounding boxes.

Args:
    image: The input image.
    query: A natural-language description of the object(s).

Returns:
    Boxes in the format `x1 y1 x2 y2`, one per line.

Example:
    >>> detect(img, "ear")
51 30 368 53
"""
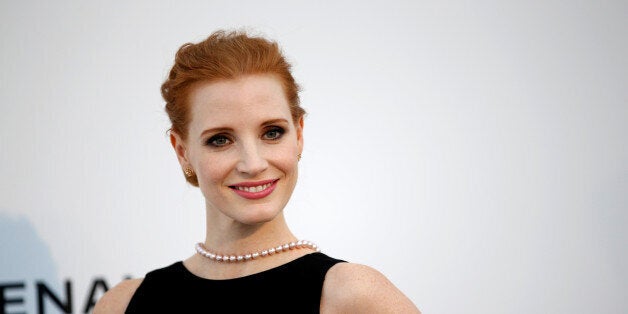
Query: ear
296 116 304 154
170 131 191 170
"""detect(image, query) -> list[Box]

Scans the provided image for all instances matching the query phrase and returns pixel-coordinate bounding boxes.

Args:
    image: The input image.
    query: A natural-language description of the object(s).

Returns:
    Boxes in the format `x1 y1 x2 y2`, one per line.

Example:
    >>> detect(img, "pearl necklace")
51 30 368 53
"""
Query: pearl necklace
195 240 320 263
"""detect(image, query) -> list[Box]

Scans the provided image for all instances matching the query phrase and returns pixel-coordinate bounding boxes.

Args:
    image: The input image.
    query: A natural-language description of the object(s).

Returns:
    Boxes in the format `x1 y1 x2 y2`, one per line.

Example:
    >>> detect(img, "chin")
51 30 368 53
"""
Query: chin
233 206 283 226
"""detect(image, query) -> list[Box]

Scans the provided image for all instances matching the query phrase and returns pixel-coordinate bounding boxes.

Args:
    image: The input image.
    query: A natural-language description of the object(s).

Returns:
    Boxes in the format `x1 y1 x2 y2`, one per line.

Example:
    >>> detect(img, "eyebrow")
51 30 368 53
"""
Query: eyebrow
199 118 290 138
261 118 289 127
200 127 234 138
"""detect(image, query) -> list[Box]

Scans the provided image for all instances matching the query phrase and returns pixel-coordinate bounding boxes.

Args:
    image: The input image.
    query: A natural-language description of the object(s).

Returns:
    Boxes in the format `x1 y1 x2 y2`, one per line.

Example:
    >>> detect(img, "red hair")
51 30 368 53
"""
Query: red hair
162 30 305 186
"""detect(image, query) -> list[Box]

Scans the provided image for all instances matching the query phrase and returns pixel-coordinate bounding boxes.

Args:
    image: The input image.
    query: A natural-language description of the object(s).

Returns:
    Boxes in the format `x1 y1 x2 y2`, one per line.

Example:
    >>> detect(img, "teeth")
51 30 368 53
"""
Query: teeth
236 182 272 192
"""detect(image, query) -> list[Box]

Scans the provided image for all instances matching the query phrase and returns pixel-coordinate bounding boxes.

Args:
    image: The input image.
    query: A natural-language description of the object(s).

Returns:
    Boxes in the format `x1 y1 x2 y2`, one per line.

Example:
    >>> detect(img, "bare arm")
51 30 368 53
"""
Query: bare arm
93 278 143 314
321 263 420 313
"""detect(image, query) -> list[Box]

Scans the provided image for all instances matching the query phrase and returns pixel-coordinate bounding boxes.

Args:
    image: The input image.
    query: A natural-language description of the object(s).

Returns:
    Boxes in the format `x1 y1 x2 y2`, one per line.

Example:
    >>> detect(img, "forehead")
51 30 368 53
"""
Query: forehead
187 74 292 130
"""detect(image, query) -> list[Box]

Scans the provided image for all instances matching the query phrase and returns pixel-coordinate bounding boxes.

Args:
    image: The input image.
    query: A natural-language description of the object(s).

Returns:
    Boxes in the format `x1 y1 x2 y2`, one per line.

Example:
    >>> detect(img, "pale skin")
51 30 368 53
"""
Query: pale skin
95 74 420 313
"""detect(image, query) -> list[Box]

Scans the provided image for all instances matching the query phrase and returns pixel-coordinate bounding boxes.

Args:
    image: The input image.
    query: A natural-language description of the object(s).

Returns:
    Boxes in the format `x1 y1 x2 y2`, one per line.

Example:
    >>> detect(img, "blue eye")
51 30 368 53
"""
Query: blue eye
263 127 285 140
206 135 232 147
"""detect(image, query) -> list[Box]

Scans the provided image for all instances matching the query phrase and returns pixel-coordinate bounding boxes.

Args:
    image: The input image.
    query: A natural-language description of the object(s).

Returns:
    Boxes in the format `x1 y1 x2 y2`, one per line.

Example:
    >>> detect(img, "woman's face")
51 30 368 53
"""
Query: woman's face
172 74 303 225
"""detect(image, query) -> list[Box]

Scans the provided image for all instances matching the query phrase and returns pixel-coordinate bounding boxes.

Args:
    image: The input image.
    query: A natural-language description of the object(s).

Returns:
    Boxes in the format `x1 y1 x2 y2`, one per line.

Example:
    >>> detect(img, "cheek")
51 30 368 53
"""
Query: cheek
273 146 299 173
199 167 223 184
194 153 232 185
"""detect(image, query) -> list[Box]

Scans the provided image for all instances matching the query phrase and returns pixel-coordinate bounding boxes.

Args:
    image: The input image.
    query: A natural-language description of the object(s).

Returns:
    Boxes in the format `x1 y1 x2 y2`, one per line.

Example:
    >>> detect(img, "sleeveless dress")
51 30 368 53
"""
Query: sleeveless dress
125 252 345 313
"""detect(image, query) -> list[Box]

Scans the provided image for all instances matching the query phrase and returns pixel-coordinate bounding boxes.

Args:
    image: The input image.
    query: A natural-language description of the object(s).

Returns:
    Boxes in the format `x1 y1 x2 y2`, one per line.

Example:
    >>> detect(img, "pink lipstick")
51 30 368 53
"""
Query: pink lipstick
229 179 278 200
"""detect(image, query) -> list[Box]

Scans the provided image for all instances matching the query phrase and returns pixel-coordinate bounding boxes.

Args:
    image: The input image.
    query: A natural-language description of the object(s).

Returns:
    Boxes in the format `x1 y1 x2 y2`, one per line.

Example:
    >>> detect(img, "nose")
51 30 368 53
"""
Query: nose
235 142 268 176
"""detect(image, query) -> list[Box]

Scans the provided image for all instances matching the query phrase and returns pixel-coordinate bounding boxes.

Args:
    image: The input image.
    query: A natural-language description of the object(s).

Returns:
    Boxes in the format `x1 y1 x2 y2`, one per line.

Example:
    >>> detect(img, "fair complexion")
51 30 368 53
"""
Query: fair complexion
174 74 308 279
94 74 420 313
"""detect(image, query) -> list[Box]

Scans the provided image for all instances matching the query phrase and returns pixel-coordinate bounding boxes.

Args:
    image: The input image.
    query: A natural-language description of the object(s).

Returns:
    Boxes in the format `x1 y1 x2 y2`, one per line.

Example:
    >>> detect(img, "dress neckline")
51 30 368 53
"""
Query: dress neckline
177 252 324 282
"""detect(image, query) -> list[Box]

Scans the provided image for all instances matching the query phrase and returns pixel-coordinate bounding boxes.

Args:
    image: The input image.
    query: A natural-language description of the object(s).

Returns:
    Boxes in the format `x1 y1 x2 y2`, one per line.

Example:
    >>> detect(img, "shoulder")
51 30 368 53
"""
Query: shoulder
321 263 420 313
93 278 143 314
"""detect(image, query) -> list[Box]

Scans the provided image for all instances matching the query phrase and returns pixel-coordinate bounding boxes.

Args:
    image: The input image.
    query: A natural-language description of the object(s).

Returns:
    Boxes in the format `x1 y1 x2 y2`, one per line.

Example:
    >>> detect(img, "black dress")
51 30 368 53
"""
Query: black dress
125 252 345 313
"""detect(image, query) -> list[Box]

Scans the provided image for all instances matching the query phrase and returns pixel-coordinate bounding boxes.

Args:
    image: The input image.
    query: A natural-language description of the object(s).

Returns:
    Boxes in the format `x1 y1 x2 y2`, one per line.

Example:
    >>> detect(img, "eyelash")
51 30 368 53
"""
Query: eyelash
205 127 286 148
206 134 232 147
262 126 285 141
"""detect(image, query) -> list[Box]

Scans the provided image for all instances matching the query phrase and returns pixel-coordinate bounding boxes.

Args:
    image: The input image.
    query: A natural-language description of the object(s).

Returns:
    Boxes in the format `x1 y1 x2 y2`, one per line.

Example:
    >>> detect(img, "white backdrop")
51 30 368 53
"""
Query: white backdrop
1 0 627 313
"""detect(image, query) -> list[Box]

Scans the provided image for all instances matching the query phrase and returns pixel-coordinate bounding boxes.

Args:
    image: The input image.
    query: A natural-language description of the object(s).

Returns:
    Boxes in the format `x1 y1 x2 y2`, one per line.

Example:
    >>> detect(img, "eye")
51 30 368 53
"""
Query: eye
206 134 232 147
263 127 285 140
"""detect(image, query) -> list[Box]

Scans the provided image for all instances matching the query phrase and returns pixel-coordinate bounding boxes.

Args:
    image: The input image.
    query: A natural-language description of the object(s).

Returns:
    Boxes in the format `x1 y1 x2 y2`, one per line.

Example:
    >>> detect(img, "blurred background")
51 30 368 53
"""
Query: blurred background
1 0 626 313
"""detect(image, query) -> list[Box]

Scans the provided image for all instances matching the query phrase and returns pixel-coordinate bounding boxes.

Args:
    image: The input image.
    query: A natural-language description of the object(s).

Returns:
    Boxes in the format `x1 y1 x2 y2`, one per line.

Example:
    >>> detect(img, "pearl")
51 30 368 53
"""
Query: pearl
195 240 321 263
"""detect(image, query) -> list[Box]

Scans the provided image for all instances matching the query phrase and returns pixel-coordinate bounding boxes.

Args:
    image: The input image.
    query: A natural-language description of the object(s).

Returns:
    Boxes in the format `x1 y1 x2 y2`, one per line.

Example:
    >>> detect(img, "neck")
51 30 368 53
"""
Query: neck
204 210 296 254
185 203 313 279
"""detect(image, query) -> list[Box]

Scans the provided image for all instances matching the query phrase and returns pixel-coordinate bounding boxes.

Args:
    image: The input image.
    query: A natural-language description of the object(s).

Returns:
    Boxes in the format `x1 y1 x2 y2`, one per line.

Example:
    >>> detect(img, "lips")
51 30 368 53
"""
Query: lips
229 179 278 199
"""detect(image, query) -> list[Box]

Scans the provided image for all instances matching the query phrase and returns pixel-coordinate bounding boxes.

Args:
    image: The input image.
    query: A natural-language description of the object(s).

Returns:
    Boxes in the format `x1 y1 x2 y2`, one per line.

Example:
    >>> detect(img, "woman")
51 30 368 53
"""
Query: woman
95 30 419 313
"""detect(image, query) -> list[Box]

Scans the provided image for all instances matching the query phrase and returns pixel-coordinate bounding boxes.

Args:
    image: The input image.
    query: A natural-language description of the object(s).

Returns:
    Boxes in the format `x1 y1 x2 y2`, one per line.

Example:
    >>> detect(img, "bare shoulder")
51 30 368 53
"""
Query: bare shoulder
93 278 143 314
321 263 420 313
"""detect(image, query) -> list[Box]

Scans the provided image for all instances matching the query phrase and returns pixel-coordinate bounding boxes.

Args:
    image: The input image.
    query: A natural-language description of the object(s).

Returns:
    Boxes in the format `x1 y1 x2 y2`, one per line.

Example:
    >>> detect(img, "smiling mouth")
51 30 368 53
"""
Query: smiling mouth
232 182 274 193
229 179 278 199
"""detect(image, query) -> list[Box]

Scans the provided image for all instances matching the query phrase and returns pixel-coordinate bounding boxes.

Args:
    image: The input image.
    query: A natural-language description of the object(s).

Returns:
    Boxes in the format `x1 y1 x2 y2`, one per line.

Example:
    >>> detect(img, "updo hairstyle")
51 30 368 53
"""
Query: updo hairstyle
162 30 305 186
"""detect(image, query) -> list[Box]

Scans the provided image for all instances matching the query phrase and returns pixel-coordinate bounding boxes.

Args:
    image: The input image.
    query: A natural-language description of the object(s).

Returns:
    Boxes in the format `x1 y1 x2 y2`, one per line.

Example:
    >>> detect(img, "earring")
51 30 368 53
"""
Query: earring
184 167 194 177
297 154 302 161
